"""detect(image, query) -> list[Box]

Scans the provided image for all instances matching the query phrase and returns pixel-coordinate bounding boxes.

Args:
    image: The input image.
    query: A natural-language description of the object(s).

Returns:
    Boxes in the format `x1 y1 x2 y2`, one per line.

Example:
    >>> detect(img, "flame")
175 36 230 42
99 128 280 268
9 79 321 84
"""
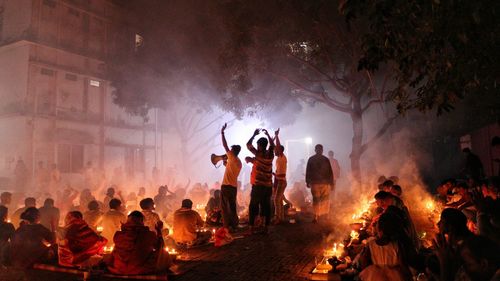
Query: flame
350 230 359 240
96 226 104 232
104 245 114 253
425 200 435 211
165 247 178 254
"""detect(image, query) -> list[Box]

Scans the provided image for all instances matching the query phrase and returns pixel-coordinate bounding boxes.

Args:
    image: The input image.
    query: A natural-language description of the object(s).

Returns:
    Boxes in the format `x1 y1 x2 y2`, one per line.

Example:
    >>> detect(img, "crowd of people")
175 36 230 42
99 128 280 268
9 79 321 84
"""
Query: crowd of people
0 125 340 276
1 125 497 281
351 173 500 281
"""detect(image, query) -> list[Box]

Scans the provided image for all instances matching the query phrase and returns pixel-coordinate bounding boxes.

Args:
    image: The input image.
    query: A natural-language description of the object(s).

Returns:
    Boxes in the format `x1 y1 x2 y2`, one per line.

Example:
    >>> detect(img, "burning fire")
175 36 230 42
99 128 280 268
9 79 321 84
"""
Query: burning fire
96 226 104 233
164 247 178 255
324 243 344 258
104 245 114 254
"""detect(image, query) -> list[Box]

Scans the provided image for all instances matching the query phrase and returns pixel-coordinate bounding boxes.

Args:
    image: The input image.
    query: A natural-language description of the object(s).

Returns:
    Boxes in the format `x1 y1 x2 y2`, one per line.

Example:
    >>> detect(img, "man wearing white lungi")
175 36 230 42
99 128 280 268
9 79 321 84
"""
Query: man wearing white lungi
305 144 333 222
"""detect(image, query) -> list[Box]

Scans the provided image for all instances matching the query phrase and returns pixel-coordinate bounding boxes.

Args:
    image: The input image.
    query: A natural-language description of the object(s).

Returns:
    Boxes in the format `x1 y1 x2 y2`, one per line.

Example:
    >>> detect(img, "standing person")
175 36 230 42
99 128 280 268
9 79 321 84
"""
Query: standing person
220 123 242 231
461 148 484 182
14 159 29 192
247 128 275 233
48 163 61 197
306 144 333 223
35 161 49 192
273 129 288 224
327 150 341 187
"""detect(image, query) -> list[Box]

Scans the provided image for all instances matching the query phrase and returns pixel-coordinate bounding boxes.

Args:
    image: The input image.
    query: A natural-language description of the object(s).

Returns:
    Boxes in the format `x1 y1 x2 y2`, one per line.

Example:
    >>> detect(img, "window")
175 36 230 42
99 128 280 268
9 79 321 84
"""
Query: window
65 73 78 81
89 79 100 87
125 148 145 177
57 144 84 173
41 68 54 76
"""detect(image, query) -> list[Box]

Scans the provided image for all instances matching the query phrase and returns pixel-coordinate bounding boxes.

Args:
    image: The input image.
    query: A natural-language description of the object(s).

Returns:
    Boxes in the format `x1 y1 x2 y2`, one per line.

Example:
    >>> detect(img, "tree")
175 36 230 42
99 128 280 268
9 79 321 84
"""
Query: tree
217 0 396 183
340 0 500 114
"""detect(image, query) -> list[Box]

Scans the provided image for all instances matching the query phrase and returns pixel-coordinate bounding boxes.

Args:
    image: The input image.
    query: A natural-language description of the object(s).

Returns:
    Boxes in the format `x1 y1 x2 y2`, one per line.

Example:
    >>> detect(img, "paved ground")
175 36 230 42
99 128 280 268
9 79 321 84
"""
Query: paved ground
171 218 328 281
0 215 330 281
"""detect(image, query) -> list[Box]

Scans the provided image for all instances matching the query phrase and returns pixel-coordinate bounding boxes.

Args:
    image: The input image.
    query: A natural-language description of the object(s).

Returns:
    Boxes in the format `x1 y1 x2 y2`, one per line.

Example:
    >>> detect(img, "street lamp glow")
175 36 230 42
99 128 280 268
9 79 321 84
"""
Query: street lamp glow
305 137 313 144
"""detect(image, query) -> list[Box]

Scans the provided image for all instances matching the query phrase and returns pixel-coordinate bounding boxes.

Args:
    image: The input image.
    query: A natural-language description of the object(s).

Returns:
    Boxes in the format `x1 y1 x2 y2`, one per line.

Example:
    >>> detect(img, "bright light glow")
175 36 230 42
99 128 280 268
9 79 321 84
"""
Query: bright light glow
305 137 313 144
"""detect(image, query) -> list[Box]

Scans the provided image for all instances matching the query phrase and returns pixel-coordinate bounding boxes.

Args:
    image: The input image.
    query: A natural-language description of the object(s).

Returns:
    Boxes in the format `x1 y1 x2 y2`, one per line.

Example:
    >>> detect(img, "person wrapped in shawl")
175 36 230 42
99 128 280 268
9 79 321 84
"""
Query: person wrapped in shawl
106 211 171 275
58 211 107 267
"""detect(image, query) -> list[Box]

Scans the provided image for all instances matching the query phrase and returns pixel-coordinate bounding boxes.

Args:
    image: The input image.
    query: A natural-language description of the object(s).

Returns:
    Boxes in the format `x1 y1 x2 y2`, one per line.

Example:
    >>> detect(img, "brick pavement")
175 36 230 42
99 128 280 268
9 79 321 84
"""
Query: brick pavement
170 218 328 281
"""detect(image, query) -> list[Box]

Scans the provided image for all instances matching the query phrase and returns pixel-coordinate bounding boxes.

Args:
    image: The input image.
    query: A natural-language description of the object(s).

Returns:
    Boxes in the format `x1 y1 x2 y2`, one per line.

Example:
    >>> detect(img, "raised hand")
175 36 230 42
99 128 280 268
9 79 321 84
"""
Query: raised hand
253 128 261 136
221 123 227 134
275 128 280 136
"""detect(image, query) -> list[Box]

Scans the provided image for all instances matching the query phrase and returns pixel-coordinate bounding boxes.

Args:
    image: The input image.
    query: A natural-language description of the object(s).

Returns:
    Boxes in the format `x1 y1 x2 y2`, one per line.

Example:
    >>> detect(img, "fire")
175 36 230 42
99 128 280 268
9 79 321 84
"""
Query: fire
425 200 435 211
324 242 345 258
104 245 114 253
350 230 359 240
96 226 104 232
164 247 178 254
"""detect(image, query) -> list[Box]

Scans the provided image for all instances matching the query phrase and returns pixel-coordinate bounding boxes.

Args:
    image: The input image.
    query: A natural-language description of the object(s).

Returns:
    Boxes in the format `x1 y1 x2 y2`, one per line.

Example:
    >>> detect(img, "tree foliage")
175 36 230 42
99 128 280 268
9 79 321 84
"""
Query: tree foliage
217 0 397 182
341 0 500 114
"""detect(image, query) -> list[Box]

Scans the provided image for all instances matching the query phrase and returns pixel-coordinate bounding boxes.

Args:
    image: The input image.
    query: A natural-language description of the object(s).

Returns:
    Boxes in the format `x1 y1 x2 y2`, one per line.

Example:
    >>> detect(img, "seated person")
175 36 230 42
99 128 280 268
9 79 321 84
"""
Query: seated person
205 190 222 226
458 235 500 281
0 206 15 266
106 211 171 275
101 199 126 246
11 197 36 228
58 211 107 267
374 191 420 250
173 199 210 246
83 200 104 231
39 198 60 232
359 212 416 281
11 207 55 268
140 198 162 232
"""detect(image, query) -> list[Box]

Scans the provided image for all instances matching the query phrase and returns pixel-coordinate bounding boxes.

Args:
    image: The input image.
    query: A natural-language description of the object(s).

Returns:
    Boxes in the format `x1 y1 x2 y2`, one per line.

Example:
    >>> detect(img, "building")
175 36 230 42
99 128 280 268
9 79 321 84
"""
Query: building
0 0 162 192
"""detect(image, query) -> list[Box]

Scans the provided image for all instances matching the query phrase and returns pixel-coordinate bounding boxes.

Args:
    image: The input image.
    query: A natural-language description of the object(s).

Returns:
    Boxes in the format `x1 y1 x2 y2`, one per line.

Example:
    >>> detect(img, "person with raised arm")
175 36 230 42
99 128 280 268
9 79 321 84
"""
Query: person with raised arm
247 128 275 234
220 123 242 232
273 129 289 224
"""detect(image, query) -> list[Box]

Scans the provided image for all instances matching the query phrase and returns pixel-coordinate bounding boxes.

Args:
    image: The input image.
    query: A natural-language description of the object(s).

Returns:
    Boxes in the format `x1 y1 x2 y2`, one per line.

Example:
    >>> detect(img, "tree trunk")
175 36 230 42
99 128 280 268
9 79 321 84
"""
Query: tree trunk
350 98 363 187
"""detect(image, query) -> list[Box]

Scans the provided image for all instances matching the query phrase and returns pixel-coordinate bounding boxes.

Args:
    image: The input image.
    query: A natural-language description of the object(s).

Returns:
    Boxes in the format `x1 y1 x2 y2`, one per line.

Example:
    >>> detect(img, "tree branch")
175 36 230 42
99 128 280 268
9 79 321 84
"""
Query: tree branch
271 72 352 113
360 116 397 154
362 99 384 113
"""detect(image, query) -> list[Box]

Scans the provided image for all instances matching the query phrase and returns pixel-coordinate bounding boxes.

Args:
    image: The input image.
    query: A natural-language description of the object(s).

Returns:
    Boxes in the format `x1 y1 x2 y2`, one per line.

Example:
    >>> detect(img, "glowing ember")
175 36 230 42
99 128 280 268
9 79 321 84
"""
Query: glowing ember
96 226 103 233
164 247 178 254
42 239 52 248
103 245 114 254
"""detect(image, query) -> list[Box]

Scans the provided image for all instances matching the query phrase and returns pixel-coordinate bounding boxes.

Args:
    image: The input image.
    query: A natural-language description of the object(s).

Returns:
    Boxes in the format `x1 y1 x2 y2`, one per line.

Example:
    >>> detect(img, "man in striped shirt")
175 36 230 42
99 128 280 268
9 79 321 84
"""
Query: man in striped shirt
247 128 275 233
